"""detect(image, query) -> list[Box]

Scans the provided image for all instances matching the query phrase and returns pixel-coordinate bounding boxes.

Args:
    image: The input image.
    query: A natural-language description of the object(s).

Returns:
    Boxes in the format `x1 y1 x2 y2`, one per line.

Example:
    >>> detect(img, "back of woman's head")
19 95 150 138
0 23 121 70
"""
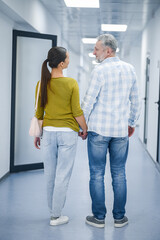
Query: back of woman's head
40 47 67 108
47 47 67 68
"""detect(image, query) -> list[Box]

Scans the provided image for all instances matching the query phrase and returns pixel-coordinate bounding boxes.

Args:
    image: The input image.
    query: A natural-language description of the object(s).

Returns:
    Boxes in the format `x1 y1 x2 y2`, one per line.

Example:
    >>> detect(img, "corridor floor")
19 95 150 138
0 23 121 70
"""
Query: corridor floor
0 133 160 240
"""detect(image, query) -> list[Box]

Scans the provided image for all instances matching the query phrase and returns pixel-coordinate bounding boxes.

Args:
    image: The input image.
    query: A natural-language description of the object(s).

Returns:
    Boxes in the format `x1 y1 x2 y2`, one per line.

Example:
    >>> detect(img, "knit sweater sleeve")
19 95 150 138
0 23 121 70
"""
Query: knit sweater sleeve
34 81 44 120
71 80 83 117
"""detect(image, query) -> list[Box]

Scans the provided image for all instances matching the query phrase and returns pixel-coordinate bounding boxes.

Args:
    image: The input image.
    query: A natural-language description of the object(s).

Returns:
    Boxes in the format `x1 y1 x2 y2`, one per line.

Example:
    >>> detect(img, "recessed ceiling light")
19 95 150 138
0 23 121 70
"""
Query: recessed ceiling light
88 53 95 57
92 60 99 65
82 38 97 44
101 24 127 32
64 0 99 8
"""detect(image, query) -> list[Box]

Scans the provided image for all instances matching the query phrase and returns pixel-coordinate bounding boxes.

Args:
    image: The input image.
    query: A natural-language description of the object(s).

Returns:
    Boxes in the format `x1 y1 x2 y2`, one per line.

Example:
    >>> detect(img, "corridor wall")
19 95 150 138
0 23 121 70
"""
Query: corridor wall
126 6 160 163
139 6 160 162
0 11 13 179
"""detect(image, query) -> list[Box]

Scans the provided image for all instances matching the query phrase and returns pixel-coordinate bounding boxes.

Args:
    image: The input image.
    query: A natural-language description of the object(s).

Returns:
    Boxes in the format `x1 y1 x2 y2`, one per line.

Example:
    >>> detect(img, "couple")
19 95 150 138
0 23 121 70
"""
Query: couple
34 34 140 228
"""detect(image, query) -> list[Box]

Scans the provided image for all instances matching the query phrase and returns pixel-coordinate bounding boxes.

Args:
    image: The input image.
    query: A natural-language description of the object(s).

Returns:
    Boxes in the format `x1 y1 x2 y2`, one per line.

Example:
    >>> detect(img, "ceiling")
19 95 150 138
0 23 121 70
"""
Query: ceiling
40 0 160 58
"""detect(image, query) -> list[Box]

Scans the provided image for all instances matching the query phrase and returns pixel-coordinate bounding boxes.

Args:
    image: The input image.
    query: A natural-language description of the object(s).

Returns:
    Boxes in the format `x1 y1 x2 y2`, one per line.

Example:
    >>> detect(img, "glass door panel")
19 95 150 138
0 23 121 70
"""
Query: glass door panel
10 30 57 172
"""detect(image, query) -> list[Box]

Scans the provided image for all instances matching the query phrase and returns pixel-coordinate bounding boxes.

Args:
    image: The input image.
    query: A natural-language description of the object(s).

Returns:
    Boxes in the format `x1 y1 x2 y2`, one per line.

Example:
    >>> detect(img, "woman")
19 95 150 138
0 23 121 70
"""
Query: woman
34 47 87 226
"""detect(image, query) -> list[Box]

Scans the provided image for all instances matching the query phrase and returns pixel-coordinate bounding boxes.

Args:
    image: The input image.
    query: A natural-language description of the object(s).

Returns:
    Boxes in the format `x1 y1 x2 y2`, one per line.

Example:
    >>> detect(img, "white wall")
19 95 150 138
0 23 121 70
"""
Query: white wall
0 11 13 178
128 7 160 162
1 0 61 40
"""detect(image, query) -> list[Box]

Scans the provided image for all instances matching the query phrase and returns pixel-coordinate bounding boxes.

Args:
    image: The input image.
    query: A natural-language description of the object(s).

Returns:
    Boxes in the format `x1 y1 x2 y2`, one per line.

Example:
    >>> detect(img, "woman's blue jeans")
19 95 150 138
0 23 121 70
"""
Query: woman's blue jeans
87 132 129 220
42 130 78 217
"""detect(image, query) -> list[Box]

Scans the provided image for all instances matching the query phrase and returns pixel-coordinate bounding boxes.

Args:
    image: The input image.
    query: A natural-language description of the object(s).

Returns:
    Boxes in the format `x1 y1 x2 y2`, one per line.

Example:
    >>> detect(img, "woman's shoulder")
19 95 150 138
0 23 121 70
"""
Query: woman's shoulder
65 77 77 82
64 77 78 86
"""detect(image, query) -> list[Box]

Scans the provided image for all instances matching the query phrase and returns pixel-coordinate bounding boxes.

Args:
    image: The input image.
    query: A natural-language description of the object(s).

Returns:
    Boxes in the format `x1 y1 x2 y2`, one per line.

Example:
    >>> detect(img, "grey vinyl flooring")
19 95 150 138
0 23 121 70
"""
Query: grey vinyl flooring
0 133 160 240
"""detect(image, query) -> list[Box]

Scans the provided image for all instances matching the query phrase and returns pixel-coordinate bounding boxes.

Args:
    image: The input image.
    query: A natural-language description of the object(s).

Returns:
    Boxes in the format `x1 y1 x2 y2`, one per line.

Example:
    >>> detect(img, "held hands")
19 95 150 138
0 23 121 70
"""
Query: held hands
74 115 88 140
128 126 135 137
34 137 41 149
78 130 88 140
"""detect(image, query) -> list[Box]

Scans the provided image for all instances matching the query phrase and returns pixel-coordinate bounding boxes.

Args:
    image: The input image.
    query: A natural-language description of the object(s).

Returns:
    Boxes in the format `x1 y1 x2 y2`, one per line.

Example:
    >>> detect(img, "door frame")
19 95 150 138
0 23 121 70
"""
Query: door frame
10 30 57 173
156 60 160 163
143 57 150 144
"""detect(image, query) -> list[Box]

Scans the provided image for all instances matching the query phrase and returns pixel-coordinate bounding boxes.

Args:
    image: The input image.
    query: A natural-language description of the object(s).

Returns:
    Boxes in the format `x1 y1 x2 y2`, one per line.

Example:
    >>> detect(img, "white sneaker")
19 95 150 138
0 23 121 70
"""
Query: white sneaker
50 216 69 226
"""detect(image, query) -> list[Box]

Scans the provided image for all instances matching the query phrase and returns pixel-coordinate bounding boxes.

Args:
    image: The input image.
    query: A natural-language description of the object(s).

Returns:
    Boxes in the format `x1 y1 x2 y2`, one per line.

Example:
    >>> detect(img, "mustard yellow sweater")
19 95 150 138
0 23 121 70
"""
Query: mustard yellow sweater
35 77 83 132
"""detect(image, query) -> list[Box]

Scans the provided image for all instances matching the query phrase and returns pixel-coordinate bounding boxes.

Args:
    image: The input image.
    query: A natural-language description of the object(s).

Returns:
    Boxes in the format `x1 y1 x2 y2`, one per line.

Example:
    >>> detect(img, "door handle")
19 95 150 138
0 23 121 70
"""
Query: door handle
155 101 160 105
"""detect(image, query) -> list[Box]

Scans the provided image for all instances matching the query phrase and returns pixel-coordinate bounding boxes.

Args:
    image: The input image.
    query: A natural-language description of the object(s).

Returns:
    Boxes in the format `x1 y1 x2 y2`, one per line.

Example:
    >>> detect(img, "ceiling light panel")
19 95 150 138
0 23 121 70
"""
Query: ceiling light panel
101 24 127 32
92 60 99 65
64 0 99 8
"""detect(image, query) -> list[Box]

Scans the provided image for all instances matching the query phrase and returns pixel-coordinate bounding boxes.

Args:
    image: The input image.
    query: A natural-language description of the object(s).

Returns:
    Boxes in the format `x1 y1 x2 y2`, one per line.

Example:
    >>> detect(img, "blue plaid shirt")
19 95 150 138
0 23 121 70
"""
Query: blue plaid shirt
81 57 141 137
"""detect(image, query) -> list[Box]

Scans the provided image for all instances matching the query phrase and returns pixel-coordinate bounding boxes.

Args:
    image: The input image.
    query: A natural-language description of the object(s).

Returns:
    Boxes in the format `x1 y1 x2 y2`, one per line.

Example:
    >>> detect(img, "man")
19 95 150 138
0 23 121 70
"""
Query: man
81 34 141 228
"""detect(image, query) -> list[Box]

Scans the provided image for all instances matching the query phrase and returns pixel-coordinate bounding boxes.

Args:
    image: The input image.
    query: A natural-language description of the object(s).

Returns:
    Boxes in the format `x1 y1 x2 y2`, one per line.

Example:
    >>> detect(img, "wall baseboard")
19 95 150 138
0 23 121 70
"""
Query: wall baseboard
155 163 160 173
138 138 160 173
0 172 10 182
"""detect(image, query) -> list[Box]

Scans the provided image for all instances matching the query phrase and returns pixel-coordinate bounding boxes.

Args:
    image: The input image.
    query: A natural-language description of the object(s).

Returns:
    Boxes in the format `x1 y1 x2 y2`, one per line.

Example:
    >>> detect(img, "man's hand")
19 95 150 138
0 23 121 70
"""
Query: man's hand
128 126 135 137
78 131 88 140
34 137 41 149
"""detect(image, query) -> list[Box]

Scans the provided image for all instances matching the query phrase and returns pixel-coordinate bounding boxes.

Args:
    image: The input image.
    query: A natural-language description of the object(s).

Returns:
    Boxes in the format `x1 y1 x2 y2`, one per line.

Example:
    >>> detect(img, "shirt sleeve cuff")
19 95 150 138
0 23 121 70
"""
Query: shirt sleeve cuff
73 110 83 117
128 119 136 128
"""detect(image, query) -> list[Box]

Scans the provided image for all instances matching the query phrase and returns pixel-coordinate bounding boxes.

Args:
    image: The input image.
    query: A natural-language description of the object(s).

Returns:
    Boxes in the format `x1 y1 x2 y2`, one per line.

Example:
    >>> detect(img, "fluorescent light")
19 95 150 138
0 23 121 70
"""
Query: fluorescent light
92 60 99 65
82 38 97 44
64 0 99 8
101 24 127 32
88 53 95 58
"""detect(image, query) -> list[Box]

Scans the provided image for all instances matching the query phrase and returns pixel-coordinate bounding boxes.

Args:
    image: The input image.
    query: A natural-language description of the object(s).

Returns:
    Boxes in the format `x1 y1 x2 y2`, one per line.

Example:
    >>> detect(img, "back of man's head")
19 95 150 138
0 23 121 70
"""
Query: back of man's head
97 34 117 52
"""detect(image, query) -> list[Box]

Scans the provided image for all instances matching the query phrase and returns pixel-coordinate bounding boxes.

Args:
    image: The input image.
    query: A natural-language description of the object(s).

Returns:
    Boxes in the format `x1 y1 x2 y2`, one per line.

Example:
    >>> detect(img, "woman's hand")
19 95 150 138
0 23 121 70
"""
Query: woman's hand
78 130 88 140
34 137 41 149
75 115 88 140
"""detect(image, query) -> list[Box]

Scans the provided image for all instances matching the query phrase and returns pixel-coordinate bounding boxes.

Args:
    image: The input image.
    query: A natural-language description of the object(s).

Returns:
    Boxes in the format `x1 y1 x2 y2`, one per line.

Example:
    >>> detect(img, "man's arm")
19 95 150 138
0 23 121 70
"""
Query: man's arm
81 69 104 122
128 68 141 134
75 115 88 140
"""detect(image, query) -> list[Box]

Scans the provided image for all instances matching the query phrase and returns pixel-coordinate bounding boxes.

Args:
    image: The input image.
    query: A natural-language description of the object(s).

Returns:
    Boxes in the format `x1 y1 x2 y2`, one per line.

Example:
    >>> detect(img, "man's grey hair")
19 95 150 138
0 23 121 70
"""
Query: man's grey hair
97 34 117 52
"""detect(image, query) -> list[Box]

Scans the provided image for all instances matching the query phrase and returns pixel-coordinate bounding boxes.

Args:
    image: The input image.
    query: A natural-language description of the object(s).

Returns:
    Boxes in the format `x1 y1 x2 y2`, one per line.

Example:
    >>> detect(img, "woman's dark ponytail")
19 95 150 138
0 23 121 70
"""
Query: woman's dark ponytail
40 59 51 107
40 47 67 108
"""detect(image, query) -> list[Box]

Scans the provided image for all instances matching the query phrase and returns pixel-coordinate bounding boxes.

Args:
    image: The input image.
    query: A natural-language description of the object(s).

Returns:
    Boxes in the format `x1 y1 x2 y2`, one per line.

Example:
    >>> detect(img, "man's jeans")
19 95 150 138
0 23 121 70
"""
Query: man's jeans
42 130 78 217
87 132 129 220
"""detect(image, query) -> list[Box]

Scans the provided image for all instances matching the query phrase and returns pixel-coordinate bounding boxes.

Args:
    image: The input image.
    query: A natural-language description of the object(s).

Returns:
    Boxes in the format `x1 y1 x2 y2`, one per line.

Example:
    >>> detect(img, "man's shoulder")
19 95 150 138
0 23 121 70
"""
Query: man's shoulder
119 59 135 70
92 62 108 73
